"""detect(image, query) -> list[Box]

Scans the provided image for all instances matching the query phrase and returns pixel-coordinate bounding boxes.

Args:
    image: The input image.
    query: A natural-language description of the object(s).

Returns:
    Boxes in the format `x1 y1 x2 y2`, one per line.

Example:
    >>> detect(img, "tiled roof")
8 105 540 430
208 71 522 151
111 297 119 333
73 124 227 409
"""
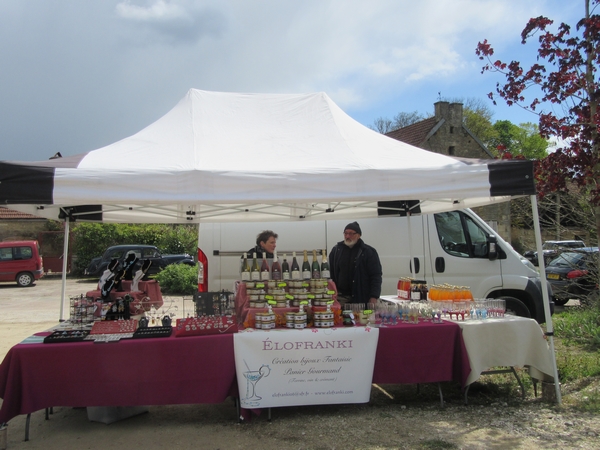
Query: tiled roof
385 117 438 147
0 207 43 220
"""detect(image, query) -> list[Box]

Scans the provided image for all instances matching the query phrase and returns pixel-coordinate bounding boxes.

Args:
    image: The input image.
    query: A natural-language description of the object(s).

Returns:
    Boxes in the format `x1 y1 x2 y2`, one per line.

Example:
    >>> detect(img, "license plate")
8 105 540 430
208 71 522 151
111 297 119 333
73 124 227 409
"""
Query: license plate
547 273 560 280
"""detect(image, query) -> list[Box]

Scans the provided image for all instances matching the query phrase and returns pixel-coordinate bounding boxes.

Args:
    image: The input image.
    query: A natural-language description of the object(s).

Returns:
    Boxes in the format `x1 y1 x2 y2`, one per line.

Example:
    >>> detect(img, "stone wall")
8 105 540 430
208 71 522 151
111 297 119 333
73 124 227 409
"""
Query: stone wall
0 220 47 242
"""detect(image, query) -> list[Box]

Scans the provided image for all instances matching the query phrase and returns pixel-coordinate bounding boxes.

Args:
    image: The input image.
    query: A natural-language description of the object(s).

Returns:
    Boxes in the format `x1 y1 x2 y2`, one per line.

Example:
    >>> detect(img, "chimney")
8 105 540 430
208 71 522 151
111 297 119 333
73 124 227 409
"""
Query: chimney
434 101 463 128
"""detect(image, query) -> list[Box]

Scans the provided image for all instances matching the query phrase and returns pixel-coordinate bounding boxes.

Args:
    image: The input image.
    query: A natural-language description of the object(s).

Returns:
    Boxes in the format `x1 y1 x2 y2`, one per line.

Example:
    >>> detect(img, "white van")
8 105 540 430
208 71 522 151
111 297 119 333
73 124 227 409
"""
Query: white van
198 208 551 323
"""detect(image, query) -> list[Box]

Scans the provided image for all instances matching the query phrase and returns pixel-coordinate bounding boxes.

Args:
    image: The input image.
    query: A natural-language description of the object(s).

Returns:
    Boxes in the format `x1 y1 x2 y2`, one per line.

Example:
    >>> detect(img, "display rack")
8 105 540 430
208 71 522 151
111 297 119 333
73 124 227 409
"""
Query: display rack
194 291 235 316
69 295 96 328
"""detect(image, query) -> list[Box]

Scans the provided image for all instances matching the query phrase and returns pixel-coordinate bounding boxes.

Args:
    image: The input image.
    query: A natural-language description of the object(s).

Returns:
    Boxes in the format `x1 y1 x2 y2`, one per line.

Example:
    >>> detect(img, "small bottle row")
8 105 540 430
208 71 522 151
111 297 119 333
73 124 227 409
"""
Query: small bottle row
241 249 330 282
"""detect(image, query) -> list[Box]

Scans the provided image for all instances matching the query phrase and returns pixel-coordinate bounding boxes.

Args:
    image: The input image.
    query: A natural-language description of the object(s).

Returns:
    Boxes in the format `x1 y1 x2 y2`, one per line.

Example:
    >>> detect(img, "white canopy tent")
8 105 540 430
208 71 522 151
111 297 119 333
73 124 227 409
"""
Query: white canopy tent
0 89 559 401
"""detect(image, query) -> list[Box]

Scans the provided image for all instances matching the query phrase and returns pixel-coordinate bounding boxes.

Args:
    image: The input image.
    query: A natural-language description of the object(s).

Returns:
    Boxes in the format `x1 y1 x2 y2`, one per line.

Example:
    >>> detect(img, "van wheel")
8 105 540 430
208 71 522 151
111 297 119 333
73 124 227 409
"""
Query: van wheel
16 272 34 287
500 296 531 318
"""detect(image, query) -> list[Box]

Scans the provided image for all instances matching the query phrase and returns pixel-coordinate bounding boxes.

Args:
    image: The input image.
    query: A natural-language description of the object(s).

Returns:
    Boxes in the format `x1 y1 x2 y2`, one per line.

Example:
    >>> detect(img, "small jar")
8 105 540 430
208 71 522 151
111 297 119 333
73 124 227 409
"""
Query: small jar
263 312 276 322
262 320 276 330
295 312 307 322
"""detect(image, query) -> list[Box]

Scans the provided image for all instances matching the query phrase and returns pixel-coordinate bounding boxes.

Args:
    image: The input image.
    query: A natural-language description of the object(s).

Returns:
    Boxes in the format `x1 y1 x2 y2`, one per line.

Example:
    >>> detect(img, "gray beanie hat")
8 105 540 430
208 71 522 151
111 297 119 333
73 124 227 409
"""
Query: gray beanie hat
344 221 362 235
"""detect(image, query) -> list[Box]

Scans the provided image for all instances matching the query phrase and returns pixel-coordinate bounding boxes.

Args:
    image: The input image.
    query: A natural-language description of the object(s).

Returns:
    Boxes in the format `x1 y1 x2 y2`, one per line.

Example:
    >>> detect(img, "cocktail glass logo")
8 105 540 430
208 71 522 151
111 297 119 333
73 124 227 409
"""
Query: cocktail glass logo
243 362 271 406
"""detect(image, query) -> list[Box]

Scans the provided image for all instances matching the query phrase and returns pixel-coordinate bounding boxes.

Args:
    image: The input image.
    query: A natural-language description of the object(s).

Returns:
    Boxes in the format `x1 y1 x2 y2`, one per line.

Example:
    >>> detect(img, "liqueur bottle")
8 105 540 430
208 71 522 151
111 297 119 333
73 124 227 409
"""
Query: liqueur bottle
320 249 330 279
281 253 290 280
311 249 321 279
271 251 282 280
260 254 270 281
302 250 311 280
241 252 251 281
251 252 261 281
291 251 301 280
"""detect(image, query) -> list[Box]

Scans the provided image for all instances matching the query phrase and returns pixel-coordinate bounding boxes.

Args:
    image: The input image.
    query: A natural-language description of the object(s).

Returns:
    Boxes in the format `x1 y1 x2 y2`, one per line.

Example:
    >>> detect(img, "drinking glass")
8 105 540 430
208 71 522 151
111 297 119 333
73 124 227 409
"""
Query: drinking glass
420 301 432 322
486 298 495 318
497 299 506 317
410 302 420 324
388 304 398 325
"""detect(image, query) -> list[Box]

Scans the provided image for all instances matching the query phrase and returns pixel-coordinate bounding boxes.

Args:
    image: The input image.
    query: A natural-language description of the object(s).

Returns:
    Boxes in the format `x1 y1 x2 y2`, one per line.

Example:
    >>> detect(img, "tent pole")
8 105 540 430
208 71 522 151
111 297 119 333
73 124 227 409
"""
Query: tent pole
59 219 70 322
530 194 561 404
406 209 414 277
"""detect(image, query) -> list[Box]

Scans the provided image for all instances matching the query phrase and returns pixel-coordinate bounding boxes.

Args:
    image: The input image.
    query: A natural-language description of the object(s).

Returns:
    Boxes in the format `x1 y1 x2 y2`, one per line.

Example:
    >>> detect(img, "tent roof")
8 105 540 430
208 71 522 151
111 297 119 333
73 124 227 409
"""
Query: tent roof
0 89 535 223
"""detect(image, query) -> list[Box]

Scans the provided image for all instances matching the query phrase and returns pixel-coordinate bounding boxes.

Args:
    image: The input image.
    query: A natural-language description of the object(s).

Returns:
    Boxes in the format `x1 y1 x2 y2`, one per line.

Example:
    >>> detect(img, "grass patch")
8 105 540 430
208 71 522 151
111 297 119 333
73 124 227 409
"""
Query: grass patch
550 304 600 412
553 305 600 349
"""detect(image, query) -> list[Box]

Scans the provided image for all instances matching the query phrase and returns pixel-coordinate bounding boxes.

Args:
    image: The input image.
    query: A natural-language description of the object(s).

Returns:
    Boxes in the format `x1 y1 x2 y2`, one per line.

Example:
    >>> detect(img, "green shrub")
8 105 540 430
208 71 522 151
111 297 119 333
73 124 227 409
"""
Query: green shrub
154 263 199 295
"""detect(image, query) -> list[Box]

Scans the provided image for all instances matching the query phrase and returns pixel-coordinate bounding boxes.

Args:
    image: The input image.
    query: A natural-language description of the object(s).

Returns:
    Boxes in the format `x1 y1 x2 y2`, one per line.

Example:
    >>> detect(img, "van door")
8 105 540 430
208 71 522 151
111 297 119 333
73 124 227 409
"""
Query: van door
0 246 15 281
426 210 502 297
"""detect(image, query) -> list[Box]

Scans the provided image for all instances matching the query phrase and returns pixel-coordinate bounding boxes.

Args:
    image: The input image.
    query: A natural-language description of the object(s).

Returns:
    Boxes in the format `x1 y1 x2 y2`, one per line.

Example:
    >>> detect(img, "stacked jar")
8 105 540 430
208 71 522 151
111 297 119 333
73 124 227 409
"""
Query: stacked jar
245 281 292 308
254 309 276 329
244 281 267 308
313 306 335 328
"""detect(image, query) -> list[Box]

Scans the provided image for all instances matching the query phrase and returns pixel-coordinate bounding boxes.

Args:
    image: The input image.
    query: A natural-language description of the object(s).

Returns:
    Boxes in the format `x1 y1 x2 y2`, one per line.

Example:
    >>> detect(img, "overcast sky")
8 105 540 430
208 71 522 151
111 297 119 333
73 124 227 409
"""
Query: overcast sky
0 0 584 162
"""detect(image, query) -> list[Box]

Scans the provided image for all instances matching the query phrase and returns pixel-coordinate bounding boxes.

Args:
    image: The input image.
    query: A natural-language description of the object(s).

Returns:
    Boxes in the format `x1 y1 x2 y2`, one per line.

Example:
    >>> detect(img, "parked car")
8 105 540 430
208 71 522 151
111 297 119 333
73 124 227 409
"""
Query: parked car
545 247 599 306
524 240 586 266
0 240 44 287
84 244 195 278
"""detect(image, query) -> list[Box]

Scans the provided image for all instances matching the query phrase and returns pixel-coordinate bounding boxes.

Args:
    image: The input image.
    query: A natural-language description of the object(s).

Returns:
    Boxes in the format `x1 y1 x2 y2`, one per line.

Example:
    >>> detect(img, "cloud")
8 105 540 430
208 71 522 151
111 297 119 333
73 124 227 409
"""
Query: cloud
115 0 227 44
116 0 186 21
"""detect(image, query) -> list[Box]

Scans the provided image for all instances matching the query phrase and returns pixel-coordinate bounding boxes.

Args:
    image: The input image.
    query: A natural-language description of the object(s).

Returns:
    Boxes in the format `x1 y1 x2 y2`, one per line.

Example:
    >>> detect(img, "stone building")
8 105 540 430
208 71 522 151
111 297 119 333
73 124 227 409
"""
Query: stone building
385 101 512 240
0 207 47 241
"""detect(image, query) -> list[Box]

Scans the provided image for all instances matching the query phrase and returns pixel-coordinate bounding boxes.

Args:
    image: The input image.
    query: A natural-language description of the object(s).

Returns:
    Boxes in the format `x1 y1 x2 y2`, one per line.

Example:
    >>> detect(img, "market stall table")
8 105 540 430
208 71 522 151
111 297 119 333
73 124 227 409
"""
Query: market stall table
0 332 237 429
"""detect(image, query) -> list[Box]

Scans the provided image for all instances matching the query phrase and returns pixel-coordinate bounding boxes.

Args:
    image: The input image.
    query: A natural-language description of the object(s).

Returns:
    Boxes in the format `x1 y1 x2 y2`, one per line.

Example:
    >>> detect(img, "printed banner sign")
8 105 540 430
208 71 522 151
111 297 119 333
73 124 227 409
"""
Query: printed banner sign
234 327 379 409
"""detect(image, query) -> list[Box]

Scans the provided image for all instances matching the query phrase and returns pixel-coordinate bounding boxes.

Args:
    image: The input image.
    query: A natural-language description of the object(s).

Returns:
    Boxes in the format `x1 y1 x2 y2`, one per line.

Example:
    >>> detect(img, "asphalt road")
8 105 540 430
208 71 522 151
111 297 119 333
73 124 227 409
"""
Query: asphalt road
0 276 99 323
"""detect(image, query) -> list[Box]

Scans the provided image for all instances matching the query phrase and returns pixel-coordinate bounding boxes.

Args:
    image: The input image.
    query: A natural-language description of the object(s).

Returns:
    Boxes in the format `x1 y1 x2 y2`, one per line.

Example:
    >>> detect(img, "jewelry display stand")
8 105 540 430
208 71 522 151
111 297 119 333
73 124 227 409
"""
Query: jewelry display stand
69 295 96 328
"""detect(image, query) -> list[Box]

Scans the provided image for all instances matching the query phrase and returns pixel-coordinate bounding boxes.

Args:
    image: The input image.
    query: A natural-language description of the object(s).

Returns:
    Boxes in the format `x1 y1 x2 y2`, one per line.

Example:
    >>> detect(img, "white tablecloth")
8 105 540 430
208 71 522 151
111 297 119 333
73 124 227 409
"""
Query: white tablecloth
454 316 556 385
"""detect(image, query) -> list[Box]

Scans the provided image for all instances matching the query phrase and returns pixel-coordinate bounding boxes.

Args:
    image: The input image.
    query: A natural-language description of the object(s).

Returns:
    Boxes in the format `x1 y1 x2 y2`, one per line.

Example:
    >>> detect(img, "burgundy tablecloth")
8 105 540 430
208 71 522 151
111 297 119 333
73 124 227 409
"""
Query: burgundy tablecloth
0 333 236 423
0 320 470 424
373 320 471 387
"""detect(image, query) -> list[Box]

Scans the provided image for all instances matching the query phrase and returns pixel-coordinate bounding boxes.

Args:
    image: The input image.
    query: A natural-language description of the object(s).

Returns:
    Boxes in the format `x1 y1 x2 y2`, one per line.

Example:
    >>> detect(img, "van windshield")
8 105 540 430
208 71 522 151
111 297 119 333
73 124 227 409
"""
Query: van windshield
434 211 489 259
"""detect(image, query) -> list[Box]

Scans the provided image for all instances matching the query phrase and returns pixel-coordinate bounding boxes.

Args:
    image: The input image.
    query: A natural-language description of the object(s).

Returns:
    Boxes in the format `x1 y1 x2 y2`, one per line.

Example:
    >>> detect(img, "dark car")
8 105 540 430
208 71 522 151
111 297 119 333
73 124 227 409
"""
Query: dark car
524 240 586 266
84 244 195 278
545 247 599 306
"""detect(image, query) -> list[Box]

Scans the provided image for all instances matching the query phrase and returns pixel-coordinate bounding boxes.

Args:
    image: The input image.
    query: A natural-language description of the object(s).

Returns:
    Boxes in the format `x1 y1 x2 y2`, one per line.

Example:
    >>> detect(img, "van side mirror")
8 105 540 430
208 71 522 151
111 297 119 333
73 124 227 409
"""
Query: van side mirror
488 235 498 261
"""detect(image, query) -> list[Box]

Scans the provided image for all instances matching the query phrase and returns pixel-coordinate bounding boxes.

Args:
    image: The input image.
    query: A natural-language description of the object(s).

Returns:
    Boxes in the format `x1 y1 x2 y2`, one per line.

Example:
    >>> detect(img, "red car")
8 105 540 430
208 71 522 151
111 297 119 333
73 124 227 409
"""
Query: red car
0 240 44 287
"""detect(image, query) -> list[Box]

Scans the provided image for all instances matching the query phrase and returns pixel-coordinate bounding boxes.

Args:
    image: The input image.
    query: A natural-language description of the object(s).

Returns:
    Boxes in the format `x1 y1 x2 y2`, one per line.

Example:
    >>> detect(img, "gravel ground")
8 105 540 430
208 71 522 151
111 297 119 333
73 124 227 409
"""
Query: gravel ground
0 277 599 449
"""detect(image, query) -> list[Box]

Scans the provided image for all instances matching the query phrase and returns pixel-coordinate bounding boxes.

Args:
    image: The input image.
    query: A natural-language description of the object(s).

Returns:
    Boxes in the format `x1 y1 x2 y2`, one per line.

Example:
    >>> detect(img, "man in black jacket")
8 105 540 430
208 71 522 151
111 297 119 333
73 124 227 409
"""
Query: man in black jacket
329 222 382 306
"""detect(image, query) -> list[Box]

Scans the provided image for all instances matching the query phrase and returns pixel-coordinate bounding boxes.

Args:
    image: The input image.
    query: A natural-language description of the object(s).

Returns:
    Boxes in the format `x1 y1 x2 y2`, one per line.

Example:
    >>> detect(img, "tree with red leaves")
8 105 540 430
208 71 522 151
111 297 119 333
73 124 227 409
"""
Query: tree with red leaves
476 0 600 243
